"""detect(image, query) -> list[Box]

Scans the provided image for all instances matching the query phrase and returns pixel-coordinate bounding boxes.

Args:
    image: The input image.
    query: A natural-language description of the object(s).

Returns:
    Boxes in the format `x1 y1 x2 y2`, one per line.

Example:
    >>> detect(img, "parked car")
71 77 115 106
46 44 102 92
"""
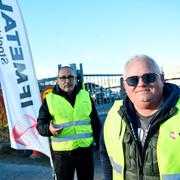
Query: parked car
96 91 114 104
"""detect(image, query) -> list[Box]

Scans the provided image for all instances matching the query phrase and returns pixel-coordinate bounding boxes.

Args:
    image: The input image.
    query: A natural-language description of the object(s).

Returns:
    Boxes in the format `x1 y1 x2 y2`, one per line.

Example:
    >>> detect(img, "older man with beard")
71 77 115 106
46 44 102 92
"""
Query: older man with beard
37 66 101 180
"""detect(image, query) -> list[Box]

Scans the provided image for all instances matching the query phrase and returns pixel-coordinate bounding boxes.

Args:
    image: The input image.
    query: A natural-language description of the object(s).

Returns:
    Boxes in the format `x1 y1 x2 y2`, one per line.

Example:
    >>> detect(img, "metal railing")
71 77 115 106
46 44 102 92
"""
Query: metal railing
83 74 123 123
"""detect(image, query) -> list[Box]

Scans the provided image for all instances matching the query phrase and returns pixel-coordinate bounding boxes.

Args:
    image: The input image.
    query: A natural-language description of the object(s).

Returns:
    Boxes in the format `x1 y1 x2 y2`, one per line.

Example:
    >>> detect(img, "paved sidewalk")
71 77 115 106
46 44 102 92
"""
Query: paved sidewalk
0 148 103 180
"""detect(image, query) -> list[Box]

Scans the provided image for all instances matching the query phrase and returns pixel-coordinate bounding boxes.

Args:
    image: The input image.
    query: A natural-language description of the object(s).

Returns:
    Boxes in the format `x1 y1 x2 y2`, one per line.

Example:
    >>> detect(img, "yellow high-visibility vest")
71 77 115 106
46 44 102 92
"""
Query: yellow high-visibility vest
46 89 93 151
104 99 180 180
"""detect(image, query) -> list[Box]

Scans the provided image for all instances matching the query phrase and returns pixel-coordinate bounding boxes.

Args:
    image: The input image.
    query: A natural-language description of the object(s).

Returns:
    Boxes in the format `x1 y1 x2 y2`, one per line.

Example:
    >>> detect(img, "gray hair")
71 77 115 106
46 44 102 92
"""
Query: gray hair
58 66 74 72
124 55 161 75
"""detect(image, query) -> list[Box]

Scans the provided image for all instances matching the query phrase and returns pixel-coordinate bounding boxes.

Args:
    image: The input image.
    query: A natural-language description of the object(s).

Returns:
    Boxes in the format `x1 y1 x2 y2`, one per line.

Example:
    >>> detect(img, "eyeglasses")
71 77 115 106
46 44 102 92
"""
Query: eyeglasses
58 75 75 81
125 73 159 87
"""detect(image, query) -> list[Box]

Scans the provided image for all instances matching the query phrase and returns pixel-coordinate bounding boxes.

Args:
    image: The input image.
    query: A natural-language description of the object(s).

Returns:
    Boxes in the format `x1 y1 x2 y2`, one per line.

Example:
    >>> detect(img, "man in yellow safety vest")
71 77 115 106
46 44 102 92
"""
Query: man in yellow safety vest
37 66 101 180
100 55 180 180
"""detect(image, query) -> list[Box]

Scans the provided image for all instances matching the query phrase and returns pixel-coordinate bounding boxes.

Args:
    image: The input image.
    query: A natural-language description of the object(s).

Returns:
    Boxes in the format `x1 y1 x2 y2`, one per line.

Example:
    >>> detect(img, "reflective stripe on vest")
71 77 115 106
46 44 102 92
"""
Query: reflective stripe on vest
162 174 180 180
46 89 93 151
104 98 180 180
109 156 123 175
53 119 91 129
51 132 92 142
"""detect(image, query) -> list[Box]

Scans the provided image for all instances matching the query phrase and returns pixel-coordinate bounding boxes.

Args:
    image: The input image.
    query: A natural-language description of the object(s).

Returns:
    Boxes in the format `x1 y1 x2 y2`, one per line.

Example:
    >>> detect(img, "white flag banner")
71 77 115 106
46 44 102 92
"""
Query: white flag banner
0 0 52 162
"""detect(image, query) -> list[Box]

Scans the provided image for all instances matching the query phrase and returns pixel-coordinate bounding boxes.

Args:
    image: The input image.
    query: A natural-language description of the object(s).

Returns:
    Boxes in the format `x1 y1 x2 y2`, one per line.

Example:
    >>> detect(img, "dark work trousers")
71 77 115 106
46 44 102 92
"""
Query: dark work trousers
53 146 94 180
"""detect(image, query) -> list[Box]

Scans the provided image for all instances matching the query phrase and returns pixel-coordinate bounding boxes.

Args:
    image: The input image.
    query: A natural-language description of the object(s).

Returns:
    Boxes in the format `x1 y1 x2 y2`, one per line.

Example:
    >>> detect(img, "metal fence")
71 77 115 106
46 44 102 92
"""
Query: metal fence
83 74 123 123
84 74 123 103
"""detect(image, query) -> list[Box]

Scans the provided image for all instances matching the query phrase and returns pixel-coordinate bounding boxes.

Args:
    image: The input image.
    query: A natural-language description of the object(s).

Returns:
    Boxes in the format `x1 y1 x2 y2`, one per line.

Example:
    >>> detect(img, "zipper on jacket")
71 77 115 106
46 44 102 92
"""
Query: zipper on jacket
119 109 144 179
127 120 144 179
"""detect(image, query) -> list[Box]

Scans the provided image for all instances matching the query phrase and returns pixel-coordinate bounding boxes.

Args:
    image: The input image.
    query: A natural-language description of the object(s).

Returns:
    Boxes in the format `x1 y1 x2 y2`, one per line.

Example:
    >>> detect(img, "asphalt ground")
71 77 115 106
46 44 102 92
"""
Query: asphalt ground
0 149 103 180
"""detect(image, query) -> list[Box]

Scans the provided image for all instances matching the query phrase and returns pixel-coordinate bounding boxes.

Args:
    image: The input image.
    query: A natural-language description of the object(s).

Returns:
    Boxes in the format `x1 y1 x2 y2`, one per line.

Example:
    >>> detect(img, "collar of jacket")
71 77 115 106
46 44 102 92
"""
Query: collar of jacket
51 84 82 107
52 84 81 96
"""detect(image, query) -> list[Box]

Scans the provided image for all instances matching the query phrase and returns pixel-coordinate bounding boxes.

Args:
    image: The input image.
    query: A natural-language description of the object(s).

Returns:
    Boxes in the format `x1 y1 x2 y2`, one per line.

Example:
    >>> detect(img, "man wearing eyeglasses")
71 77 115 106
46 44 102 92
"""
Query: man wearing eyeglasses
37 66 101 180
100 55 180 180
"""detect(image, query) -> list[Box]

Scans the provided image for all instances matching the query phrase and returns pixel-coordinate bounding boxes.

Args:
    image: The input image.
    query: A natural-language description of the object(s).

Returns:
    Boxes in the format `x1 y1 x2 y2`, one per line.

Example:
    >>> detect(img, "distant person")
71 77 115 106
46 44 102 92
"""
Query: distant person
37 66 101 180
100 55 180 180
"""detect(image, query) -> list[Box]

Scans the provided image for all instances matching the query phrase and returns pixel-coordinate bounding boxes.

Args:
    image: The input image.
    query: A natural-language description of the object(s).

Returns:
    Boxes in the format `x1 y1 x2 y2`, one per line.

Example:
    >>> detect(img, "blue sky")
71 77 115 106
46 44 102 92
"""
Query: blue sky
18 0 180 79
